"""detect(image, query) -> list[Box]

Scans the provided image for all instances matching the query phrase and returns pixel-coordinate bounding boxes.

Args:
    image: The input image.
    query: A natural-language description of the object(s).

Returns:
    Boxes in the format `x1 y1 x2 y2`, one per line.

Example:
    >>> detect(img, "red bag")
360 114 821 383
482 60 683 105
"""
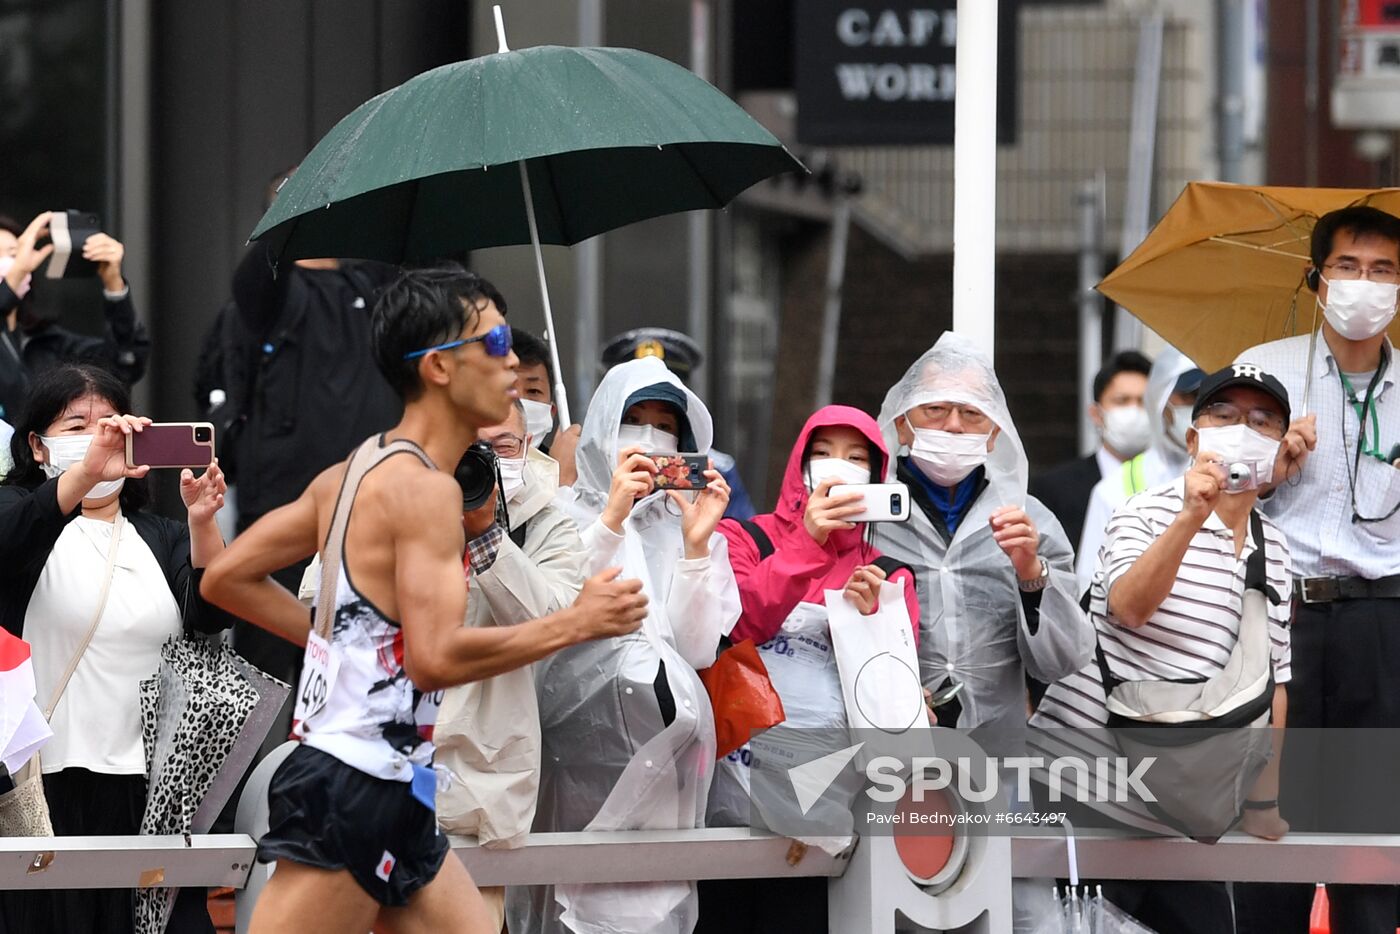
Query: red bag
698 638 786 759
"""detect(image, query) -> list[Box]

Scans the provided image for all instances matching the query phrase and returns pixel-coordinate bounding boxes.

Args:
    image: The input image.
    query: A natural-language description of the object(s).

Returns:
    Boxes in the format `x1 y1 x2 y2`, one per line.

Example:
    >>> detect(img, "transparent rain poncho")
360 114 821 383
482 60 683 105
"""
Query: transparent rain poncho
1076 348 1199 590
871 332 1094 732
507 357 740 934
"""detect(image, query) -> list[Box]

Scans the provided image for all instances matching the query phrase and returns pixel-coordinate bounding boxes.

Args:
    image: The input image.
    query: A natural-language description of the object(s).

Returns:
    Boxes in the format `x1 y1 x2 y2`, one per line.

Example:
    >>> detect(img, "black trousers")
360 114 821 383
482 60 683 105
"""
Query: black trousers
0 769 214 934
1234 597 1400 934
695 877 828 934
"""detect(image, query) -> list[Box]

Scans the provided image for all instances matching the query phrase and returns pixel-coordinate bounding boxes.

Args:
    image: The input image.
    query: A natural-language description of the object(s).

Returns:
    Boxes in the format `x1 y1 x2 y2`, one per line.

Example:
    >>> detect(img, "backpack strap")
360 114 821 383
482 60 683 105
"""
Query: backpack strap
871 555 916 583
736 519 775 561
1245 508 1278 603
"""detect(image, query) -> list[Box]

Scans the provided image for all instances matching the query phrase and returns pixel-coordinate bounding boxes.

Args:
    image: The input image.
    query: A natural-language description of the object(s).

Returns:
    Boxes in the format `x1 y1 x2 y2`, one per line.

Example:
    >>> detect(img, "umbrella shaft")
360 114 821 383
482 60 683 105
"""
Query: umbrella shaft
518 160 573 427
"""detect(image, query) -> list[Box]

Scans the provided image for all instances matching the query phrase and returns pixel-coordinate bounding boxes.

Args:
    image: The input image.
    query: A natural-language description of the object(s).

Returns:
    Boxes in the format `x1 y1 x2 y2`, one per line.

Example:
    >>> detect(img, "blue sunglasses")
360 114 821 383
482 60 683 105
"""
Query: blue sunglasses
403 323 513 360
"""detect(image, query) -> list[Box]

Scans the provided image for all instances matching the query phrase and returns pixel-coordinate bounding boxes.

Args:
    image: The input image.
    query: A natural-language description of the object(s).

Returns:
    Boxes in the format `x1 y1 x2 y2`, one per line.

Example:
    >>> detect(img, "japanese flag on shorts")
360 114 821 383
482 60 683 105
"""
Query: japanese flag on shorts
0 629 51 774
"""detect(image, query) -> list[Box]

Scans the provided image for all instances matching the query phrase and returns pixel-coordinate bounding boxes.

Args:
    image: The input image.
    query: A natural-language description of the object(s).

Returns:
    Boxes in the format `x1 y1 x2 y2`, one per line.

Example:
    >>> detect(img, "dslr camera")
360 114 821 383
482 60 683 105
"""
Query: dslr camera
454 441 499 511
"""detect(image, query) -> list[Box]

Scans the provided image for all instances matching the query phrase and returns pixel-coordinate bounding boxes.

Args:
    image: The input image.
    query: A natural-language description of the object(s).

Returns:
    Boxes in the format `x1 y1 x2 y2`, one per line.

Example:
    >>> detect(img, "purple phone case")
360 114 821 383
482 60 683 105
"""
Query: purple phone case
128 423 215 469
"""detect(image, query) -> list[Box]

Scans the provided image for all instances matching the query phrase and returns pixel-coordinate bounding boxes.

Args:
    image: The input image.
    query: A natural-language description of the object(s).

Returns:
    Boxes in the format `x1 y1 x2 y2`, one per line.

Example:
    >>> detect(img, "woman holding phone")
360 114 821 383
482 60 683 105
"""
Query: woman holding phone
698 404 920 934
509 356 740 934
0 363 233 934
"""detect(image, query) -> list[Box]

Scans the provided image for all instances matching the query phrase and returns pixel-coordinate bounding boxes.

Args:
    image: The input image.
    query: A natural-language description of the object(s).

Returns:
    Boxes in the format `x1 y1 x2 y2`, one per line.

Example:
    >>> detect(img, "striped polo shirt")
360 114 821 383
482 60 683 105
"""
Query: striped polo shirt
1034 477 1293 732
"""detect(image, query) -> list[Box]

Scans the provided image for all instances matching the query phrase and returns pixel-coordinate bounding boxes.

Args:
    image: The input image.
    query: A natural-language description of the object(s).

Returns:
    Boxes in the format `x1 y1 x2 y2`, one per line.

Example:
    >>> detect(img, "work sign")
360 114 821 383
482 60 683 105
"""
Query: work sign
794 0 1018 145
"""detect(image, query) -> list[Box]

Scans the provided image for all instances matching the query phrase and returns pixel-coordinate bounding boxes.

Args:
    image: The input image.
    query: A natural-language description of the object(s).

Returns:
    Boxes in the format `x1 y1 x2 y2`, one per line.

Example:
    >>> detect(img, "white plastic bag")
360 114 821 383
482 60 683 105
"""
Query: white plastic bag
827 580 926 735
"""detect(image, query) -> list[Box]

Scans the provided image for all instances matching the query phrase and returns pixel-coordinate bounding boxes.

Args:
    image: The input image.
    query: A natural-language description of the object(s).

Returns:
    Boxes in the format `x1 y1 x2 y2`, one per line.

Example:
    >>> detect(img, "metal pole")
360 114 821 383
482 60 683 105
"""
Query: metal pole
1113 12 1163 352
573 0 605 417
952 0 998 357
1077 178 1104 457
1217 0 1246 183
814 196 852 410
688 0 712 400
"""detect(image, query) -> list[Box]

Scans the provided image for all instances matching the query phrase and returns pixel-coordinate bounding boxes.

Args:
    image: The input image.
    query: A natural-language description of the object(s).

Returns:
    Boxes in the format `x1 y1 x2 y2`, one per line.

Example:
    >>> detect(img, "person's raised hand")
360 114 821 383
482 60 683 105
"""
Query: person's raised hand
552 424 582 486
181 458 226 525
570 567 648 640
1271 414 1316 485
9 212 52 291
670 465 731 559
803 477 865 546
600 445 658 535
83 233 126 293
843 564 888 615
989 505 1042 581
82 415 152 484
461 488 499 541
1183 453 1226 526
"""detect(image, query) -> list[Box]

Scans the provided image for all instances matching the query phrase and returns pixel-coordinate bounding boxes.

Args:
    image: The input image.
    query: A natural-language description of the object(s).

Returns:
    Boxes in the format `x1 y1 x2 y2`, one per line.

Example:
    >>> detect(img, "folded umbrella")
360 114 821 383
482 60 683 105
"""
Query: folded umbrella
0 629 49 776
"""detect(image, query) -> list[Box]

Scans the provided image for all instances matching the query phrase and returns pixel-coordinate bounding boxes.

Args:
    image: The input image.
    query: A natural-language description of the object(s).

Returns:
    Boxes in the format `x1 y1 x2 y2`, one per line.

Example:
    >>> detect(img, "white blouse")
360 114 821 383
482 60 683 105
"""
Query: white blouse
25 514 181 774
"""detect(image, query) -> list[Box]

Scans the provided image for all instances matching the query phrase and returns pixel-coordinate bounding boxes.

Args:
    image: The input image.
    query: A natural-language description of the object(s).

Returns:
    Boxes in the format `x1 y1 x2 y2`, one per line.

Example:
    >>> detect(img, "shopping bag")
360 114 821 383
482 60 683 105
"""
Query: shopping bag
827 580 927 735
697 638 785 759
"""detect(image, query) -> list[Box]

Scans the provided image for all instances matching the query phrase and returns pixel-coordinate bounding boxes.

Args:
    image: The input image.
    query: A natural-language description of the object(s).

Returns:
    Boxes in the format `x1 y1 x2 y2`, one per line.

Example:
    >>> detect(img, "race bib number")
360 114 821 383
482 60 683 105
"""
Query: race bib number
294 631 340 725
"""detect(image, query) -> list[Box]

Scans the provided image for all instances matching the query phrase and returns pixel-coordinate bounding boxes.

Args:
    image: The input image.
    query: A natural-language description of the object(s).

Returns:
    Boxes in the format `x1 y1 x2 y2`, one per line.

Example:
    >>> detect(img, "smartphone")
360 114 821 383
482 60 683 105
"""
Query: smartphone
126 423 216 469
648 453 710 491
45 210 103 279
830 482 911 523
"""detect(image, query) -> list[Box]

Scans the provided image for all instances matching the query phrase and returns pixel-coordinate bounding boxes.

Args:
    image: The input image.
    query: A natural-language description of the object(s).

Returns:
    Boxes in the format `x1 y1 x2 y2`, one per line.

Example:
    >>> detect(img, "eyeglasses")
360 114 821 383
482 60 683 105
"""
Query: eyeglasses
483 433 526 459
1323 262 1400 285
1198 401 1287 438
916 403 992 431
403 323 513 360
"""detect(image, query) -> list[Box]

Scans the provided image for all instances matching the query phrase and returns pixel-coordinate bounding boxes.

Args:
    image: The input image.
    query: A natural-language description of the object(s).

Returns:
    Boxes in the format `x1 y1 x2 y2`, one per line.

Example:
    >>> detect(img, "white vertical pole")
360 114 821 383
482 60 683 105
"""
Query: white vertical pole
952 0 999 357
688 0 713 400
574 0 605 416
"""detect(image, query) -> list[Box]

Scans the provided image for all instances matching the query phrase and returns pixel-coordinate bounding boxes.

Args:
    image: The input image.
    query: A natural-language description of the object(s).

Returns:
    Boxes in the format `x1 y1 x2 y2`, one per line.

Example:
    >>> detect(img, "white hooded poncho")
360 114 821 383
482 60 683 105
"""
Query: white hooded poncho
871 332 1094 732
507 357 741 934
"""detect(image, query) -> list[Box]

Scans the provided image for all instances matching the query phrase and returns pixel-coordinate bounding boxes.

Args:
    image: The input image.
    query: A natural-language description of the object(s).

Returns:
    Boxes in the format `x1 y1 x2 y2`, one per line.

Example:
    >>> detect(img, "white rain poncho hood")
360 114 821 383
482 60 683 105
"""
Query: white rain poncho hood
1145 346 1199 466
511 356 739 934
872 332 1094 734
876 331 1028 507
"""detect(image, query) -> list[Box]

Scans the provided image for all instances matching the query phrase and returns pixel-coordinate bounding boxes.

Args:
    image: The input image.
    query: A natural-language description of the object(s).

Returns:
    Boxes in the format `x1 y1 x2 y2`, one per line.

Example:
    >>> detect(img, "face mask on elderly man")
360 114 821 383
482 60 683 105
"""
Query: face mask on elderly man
909 427 991 486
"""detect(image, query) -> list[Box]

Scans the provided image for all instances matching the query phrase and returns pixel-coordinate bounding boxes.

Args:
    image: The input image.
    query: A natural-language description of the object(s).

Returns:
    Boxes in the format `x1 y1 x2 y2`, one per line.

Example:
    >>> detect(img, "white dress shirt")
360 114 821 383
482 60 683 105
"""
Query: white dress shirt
1237 334 1400 579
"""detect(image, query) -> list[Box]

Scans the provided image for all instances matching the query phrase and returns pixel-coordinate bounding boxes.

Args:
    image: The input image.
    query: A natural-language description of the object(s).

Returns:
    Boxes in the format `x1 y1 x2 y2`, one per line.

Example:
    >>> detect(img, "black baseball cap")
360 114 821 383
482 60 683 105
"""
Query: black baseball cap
1191 364 1291 424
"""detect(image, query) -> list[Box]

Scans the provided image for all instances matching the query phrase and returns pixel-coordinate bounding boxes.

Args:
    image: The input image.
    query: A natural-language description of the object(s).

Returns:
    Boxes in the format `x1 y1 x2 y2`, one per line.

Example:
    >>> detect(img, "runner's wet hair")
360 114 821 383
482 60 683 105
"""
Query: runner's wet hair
372 263 507 401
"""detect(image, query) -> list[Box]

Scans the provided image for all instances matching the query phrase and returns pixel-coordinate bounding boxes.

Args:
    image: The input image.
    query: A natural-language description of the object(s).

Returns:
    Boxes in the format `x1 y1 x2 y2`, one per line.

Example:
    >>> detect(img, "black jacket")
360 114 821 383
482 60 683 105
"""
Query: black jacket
225 244 400 521
0 478 238 639
0 280 150 423
1027 453 1103 556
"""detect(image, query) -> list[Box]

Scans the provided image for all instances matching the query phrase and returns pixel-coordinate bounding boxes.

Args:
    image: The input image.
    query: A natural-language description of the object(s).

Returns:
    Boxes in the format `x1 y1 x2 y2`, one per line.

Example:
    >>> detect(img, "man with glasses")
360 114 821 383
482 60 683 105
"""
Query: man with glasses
1231 205 1400 934
434 398 588 930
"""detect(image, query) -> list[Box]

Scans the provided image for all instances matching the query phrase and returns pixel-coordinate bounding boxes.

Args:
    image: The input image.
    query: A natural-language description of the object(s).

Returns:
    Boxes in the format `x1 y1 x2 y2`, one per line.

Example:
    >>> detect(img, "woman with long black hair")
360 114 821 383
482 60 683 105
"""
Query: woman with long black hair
0 363 234 933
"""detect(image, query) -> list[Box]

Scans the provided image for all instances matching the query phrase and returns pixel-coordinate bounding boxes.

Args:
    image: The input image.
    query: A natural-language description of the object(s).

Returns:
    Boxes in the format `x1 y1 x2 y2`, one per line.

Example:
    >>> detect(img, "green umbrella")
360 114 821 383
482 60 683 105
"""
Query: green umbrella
250 9 803 423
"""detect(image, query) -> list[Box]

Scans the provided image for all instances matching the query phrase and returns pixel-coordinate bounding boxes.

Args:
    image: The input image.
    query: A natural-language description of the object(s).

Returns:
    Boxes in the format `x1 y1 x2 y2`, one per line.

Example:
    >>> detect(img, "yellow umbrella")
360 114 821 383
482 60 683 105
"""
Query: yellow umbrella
1099 181 1400 371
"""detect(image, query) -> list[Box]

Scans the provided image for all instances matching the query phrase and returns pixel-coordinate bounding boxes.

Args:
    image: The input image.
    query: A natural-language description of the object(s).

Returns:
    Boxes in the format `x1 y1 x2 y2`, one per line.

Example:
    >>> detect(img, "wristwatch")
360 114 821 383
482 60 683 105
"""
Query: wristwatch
1018 557 1050 592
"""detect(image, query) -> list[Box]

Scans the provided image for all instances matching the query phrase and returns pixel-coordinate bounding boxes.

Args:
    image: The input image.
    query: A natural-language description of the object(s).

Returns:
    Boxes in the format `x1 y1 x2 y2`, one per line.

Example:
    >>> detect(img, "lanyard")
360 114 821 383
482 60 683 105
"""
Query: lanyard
1338 368 1386 461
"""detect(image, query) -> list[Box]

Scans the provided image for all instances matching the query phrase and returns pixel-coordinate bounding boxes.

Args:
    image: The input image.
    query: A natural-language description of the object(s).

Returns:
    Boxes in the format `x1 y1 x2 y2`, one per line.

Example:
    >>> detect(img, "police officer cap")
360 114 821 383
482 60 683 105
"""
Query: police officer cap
600 328 703 379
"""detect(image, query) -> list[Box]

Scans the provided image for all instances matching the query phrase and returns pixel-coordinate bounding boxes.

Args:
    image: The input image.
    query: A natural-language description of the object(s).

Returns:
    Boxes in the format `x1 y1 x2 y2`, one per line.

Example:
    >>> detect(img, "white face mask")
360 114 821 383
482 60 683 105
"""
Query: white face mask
520 399 554 449
616 423 680 454
1100 405 1151 458
38 433 125 500
909 427 991 487
498 456 527 502
805 456 871 491
1193 423 1280 493
0 256 31 300
1320 276 1399 341
1165 404 1194 451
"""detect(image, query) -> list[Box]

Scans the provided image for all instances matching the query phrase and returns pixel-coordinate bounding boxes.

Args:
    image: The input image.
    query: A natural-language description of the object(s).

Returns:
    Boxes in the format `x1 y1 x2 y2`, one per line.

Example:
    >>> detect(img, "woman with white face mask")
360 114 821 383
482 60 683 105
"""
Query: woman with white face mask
0 364 234 934
509 357 741 934
697 405 920 934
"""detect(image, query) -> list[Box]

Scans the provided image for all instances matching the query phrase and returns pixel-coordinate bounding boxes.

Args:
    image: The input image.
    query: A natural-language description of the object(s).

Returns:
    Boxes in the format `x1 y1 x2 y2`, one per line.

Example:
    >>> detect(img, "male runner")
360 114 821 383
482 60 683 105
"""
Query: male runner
203 266 648 933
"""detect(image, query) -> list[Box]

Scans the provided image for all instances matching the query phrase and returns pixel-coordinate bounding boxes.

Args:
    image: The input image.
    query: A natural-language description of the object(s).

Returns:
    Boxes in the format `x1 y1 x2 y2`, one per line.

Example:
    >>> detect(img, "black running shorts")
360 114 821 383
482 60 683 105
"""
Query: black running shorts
256 745 450 907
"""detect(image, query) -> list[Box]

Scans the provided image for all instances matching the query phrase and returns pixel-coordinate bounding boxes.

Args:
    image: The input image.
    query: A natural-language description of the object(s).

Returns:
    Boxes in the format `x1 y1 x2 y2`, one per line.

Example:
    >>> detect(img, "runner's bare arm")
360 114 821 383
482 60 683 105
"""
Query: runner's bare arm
392 471 646 691
201 471 330 648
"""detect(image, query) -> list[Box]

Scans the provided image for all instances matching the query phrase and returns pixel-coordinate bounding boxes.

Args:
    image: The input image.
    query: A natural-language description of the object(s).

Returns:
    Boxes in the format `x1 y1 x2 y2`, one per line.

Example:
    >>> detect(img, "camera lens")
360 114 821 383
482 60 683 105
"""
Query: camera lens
891 494 902 515
455 442 499 510
195 427 211 443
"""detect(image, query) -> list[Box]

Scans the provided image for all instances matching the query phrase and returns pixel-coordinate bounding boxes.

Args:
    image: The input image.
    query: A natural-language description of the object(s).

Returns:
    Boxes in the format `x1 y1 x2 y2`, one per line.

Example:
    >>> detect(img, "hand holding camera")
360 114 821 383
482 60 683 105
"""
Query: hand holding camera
600 445 659 535
1183 453 1227 524
82 232 126 292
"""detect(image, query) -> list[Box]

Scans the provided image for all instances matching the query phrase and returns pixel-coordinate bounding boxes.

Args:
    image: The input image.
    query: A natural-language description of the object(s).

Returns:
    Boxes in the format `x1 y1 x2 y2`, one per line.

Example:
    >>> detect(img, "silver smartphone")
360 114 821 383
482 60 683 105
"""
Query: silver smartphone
830 482 911 523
